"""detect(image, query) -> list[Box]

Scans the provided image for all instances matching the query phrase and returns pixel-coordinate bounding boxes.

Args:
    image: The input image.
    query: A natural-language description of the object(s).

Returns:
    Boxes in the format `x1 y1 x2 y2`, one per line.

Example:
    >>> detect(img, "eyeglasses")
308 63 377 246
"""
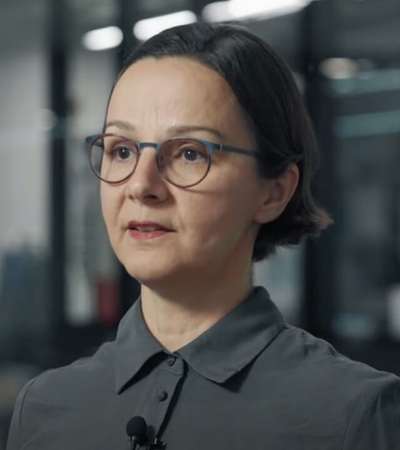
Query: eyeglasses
86 133 256 188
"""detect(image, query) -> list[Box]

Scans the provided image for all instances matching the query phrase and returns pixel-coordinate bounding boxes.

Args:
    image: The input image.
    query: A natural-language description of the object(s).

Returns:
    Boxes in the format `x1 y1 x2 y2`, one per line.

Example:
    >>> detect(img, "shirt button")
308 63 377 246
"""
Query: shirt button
167 356 176 366
158 391 168 402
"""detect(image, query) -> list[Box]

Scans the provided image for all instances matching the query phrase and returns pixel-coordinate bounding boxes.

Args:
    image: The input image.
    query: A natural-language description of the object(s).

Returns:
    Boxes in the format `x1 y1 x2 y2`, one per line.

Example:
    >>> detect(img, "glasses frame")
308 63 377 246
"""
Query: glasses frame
86 133 257 188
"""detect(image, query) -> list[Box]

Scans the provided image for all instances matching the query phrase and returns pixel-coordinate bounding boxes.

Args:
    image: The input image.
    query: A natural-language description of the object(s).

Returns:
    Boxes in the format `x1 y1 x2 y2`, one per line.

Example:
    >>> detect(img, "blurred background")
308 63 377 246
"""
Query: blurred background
0 0 399 446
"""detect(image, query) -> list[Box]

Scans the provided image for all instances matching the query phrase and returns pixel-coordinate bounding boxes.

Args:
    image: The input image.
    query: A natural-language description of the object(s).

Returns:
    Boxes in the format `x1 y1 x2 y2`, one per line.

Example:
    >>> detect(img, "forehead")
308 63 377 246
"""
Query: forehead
107 57 243 129
114 56 232 99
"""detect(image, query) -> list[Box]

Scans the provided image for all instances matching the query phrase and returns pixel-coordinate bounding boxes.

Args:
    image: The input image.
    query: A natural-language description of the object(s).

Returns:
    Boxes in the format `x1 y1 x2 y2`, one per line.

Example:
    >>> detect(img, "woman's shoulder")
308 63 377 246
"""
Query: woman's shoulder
22 340 116 406
252 324 400 447
277 324 397 375
6 341 117 450
267 323 400 398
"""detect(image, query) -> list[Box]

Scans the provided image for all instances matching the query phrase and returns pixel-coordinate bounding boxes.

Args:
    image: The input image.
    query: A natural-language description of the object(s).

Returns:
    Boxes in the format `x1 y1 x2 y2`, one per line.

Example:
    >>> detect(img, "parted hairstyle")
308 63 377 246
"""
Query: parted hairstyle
111 21 332 261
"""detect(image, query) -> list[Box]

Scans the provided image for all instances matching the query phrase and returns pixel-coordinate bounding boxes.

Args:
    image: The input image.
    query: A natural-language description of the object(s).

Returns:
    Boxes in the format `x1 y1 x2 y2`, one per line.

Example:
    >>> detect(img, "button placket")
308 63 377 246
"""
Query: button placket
133 356 185 442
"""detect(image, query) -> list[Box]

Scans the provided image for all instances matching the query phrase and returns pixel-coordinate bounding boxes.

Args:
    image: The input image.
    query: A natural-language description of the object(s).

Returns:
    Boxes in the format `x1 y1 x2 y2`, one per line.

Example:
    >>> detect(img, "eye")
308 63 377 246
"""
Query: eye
182 147 205 162
160 139 209 166
114 145 133 161
174 141 208 162
105 139 137 162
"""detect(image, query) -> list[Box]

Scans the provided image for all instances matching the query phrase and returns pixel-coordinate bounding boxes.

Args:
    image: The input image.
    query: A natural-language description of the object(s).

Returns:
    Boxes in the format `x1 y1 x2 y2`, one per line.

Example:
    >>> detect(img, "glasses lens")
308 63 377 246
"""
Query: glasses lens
159 138 210 187
90 135 138 182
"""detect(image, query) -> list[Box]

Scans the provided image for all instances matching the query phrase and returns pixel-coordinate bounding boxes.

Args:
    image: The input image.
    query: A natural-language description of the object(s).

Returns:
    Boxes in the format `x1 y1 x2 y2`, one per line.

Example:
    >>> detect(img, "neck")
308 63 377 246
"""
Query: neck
140 271 253 352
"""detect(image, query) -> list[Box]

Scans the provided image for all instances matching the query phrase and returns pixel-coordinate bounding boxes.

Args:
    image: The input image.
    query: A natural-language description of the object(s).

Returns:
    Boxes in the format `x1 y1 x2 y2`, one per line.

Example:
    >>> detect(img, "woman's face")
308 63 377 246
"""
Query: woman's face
101 57 273 289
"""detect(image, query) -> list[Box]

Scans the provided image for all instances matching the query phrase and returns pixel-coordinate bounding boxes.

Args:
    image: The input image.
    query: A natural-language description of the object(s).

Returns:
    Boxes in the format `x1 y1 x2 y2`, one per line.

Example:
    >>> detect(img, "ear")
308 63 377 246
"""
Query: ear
253 164 299 225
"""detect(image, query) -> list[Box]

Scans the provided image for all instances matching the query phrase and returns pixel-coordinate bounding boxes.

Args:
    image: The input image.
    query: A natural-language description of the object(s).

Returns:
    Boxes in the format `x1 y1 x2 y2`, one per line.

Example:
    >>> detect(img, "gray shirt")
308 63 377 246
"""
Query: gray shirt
6 287 400 449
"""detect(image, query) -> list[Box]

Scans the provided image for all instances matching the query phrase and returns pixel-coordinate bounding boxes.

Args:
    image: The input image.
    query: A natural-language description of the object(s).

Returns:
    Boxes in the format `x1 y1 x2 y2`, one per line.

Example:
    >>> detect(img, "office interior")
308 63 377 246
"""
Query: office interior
0 0 399 447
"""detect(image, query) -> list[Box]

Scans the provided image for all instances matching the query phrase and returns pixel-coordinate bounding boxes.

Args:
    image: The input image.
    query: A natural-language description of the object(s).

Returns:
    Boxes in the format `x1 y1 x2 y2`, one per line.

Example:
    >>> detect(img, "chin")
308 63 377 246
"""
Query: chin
122 257 179 287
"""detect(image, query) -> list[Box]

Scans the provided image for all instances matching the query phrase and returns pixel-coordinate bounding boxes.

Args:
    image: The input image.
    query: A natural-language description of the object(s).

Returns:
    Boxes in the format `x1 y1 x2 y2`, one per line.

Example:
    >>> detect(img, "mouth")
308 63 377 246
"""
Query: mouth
127 221 173 240
127 221 173 242
127 221 171 232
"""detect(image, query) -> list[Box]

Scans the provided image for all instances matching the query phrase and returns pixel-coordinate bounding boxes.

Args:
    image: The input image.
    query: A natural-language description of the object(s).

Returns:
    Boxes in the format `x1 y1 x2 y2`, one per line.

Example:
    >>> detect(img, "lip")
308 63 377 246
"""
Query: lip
127 221 172 241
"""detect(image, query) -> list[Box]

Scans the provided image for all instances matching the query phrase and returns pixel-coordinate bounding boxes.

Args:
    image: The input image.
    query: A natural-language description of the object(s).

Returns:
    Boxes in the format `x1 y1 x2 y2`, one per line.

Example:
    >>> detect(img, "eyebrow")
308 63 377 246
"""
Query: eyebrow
169 125 224 140
105 120 135 131
105 120 224 140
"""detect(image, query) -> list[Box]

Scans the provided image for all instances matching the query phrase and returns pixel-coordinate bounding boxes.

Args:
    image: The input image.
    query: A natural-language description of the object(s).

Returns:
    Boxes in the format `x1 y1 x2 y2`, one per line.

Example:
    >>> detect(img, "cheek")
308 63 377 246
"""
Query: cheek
180 183 256 245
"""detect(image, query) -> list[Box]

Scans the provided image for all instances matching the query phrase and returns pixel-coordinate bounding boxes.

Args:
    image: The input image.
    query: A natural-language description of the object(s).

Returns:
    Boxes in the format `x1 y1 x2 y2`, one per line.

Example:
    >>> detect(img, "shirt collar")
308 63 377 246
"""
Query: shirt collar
114 300 163 394
114 286 285 393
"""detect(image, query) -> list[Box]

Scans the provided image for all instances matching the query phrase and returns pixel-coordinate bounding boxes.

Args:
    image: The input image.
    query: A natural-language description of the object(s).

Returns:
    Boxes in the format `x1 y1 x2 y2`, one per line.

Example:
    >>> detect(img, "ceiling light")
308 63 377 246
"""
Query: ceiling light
202 2 231 22
133 10 197 41
82 26 123 51
319 58 359 80
203 0 311 22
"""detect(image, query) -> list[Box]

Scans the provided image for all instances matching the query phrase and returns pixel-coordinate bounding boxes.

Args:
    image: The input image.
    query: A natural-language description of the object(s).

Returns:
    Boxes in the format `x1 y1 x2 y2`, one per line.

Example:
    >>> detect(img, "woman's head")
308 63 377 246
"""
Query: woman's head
98 22 330 290
112 22 331 262
101 54 287 287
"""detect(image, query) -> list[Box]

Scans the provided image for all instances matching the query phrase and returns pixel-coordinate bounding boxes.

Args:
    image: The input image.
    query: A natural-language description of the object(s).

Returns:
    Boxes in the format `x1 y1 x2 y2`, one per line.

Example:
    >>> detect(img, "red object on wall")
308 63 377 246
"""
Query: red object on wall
97 280 120 325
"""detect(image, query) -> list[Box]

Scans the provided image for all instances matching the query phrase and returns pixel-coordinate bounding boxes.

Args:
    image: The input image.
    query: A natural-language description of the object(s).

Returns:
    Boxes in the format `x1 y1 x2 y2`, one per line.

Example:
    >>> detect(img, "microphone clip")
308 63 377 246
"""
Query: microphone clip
147 437 167 449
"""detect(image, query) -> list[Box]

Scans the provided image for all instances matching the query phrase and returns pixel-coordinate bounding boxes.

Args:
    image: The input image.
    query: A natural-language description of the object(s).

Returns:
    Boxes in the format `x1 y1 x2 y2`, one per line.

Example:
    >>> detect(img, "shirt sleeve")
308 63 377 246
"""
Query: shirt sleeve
341 375 400 450
6 378 36 450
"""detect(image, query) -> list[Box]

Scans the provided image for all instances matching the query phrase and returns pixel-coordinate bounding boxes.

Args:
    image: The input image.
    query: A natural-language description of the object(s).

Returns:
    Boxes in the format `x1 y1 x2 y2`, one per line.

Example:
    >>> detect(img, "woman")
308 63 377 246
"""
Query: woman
7 22 400 450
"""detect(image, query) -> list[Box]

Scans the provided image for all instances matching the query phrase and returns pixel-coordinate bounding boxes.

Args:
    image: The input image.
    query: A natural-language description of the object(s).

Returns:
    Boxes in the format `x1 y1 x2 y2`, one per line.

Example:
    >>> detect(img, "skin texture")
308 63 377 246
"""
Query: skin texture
101 57 299 350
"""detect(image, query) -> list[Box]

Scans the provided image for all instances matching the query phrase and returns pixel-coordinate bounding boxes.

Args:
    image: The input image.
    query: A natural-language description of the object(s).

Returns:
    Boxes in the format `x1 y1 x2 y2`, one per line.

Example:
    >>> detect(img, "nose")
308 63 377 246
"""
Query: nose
125 145 168 203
